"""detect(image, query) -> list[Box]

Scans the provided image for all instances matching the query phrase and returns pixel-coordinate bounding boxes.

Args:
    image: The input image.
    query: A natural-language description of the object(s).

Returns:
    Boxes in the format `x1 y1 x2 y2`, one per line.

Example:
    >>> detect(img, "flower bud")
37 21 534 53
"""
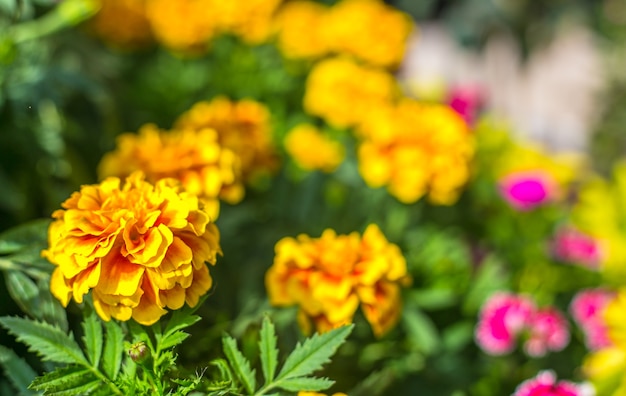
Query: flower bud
128 341 150 364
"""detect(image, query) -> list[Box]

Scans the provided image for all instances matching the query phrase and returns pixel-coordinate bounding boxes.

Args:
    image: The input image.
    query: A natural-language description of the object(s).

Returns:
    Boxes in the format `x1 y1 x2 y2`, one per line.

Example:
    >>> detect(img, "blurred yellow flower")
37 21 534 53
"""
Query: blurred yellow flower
145 0 216 53
357 99 473 205
98 124 244 221
324 0 414 68
583 289 626 395
298 392 347 396
284 124 345 173
43 172 222 326
216 0 283 44
273 1 330 59
88 0 153 49
304 57 397 129
265 224 408 337
175 97 278 183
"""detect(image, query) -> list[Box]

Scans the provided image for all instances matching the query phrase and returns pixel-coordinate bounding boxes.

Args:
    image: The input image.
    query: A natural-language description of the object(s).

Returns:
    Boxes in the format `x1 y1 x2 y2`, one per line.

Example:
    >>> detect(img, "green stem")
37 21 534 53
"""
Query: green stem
85 364 124 396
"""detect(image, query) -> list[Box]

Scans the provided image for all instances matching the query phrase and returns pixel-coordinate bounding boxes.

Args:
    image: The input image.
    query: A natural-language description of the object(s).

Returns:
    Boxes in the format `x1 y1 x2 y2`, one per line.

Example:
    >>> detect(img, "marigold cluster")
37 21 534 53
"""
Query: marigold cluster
284 124 345 173
175 97 278 182
98 124 243 221
42 172 222 325
274 0 413 67
304 57 397 130
357 99 473 205
88 0 153 49
265 224 408 337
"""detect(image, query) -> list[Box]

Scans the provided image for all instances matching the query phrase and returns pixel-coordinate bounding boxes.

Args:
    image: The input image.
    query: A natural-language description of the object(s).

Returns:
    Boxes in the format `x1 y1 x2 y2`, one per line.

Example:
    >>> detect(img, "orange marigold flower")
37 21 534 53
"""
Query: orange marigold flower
304 57 398 129
284 124 345 173
298 392 347 396
98 124 244 221
265 224 408 337
357 99 473 205
175 97 278 183
42 171 222 325
88 0 153 49
145 0 217 54
273 1 330 59
215 0 283 44
324 0 414 68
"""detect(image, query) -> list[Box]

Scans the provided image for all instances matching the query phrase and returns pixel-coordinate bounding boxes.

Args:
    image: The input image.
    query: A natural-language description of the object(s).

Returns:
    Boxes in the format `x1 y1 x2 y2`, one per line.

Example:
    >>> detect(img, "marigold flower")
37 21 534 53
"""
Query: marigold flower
273 1 330 59
570 289 615 351
265 224 408 337
175 97 278 183
512 371 594 396
284 124 345 173
304 57 397 130
215 0 283 44
298 392 347 396
43 171 222 325
357 98 473 204
145 0 217 53
324 0 414 68
98 124 243 221
88 0 153 49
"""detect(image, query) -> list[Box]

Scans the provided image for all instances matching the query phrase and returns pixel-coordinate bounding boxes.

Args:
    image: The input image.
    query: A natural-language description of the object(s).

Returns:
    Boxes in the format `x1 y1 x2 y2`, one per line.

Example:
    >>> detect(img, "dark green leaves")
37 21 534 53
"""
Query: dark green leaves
222 335 257 394
258 316 278 384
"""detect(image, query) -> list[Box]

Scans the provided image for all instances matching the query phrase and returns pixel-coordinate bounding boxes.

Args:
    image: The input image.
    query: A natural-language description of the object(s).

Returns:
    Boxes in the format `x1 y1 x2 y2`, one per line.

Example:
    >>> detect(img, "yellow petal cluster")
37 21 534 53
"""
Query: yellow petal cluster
98 124 243 221
215 0 283 45
265 224 408 337
583 289 626 395
42 172 222 326
175 97 278 183
298 392 347 396
273 0 413 67
284 124 345 173
88 0 153 49
304 57 397 130
357 99 473 205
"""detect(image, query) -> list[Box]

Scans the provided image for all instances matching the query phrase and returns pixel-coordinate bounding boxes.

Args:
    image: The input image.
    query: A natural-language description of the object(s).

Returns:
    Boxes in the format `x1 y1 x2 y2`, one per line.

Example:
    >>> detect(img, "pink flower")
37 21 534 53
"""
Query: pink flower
512 371 594 396
570 289 615 350
524 308 570 357
552 227 602 269
475 292 535 355
498 171 558 211
447 84 484 125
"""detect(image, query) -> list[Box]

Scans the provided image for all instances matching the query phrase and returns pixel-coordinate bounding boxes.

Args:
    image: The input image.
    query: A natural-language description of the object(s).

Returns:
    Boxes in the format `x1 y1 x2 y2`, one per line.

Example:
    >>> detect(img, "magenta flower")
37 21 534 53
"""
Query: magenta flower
498 170 557 211
475 292 535 355
552 227 602 269
512 371 594 396
524 308 570 357
570 289 615 351
447 84 484 125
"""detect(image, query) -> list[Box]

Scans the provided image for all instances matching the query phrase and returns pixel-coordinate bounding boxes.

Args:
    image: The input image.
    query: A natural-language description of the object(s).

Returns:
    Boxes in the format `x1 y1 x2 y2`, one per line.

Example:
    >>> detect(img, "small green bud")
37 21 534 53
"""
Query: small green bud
128 341 150 364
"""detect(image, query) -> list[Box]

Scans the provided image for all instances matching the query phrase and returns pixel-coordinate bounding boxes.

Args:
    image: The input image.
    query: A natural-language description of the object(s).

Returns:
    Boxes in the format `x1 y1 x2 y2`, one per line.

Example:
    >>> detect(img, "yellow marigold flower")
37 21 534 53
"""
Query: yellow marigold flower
304 57 397 129
265 224 408 337
357 99 473 205
98 124 244 221
145 0 216 53
42 172 222 325
88 0 153 49
298 392 347 396
324 0 414 68
284 124 345 173
273 1 330 59
215 0 283 44
175 97 278 183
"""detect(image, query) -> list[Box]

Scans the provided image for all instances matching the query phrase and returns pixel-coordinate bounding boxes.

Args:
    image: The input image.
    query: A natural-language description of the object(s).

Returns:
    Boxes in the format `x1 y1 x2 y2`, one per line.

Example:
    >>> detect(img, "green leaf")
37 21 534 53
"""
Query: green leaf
159 330 190 351
258 315 278 384
29 365 100 395
0 316 88 366
4 271 39 316
101 320 124 380
403 307 440 355
0 344 38 395
222 334 257 394
35 278 68 332
0 219 50 256
82 310 103 367
163 309 202 338
276 376 334 392
276 324 353 381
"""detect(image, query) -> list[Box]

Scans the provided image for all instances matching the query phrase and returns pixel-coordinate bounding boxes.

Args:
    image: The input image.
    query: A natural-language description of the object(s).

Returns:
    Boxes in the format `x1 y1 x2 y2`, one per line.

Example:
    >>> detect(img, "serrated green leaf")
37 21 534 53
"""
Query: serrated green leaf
0 344 38 395
159 330 190 351
29 365 97 393
102 320 124 380
163 309 201 339
276 324 353 381
222 335 256 394
277 376 334 392
259 315 278 384
82 310 103 367
4 271 39 316
0 316 88 366
0 219 50 256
